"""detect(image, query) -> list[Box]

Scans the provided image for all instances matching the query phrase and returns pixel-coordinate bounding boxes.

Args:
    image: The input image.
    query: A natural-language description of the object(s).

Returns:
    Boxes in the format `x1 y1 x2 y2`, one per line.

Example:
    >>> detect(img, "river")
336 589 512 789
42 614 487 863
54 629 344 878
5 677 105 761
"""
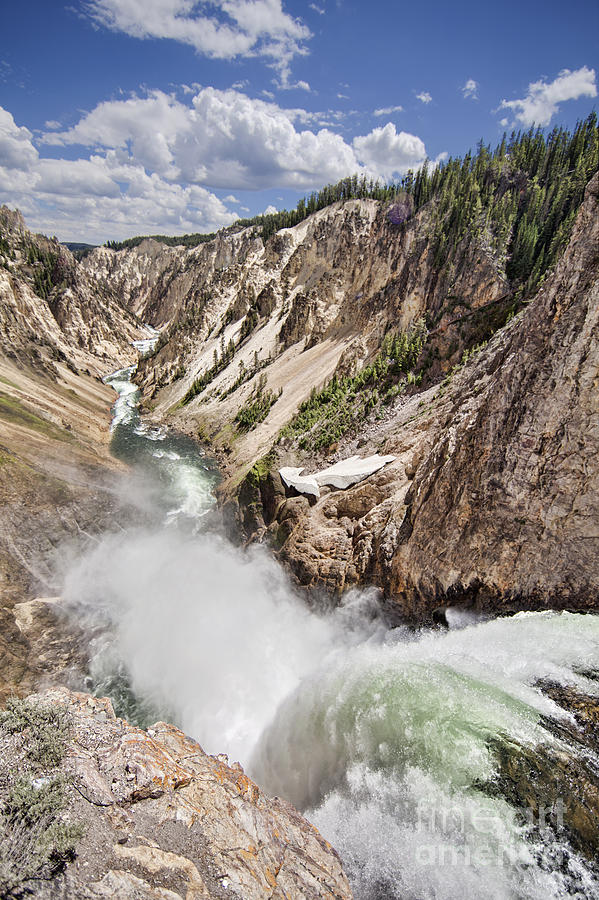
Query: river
61 353 599 900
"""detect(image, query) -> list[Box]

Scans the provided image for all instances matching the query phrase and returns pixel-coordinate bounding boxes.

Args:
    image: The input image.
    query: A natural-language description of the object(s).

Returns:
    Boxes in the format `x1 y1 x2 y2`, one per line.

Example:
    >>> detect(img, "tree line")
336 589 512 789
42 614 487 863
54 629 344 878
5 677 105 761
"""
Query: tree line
104 113 598 298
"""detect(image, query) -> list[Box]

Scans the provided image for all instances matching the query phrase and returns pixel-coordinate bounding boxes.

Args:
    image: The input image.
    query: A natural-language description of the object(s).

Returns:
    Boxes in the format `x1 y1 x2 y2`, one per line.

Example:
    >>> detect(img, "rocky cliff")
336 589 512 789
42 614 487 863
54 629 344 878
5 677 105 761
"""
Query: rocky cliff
0 690 351 899
0 208 148 703
0 207 141 379
83 191 511 478
234 174 599 619
77 173 599 623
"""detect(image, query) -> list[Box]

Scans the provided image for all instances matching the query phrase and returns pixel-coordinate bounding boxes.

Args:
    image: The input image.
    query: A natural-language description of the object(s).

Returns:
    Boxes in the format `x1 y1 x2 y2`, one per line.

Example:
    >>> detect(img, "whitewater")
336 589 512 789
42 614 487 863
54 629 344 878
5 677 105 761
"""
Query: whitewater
60 359 599 900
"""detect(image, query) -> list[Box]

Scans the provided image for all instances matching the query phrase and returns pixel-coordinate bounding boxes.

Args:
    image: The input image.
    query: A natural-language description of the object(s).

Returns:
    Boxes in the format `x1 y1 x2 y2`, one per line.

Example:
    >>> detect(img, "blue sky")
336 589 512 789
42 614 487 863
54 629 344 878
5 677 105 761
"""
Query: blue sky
0 0 597 243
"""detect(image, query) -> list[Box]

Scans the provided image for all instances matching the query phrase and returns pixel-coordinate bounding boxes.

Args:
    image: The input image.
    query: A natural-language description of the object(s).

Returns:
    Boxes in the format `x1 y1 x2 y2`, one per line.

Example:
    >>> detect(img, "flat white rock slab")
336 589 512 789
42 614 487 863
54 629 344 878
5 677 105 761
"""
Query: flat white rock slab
279 467 320 499
279 454 396 498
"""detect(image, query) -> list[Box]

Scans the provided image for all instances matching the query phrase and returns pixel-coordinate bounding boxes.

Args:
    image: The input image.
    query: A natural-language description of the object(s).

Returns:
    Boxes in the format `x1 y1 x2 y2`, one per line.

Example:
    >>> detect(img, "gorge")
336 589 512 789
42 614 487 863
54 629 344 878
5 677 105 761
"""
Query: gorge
0 123 598 899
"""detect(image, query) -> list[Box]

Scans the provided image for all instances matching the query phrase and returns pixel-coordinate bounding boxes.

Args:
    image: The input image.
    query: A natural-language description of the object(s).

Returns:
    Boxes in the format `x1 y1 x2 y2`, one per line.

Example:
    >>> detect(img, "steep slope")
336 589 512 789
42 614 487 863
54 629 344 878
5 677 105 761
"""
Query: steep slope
240 173 599 619
0 689 352 899
0 207 142 378
77 155 599 623
0 208 148 701
85 194 510 477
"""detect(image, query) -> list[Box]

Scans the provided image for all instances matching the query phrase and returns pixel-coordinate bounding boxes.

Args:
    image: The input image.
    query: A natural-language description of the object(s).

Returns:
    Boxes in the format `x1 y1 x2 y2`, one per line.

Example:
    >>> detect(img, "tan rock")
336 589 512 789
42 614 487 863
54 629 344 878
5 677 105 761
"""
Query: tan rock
21 689 353 900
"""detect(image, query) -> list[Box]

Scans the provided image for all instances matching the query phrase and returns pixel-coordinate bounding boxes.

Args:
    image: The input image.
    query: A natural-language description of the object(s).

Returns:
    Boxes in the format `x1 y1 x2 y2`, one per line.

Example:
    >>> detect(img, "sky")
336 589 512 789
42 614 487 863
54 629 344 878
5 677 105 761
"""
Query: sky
0 0 597 244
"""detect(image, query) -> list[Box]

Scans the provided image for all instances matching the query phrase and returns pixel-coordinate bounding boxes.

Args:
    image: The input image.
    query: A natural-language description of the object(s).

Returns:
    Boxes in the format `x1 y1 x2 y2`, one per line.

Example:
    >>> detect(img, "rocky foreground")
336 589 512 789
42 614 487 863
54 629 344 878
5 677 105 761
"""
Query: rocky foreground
0 690 352 899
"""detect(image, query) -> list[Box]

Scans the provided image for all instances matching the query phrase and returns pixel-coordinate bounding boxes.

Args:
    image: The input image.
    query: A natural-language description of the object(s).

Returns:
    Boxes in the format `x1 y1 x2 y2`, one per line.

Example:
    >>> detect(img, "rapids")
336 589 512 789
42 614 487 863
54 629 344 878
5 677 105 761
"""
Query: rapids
61 358 599 900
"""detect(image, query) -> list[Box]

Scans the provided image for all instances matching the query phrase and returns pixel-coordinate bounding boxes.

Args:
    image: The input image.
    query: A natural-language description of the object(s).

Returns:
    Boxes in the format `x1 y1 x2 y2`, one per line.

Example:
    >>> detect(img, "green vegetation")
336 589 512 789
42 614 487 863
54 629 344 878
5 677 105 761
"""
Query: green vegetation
234 174 404 241
246 452 276 486
0 699 83 897
0 391 74 443
24 243 67 300
425 114 598 295
235 375 281 432
440 340 490 390
182 335 237 404
280 321 427 451
102 114 597 299
0 230 13 262
219 349 272 402
104 231 218 251
0 698 71 769
107 117 597 419
62 242 97 260
181 290 270 406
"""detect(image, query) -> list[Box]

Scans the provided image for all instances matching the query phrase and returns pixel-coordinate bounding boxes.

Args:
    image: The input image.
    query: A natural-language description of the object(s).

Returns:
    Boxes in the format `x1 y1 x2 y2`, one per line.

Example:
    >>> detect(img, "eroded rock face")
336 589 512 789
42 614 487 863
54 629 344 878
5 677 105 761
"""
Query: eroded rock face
0 206 141 379
82 197 509 472
386 172 599 619
234 174 599 621
0 210 149 701
25 689 352 899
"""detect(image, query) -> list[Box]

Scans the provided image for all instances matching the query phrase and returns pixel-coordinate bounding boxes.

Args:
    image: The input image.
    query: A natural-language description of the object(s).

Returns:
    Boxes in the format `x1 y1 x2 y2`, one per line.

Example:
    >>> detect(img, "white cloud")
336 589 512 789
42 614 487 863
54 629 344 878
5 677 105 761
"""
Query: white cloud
1 86 432 241
43 88 349 189
44 87 429 190
0 104 237 242
83 0 311 87
462 78 478 100
0 107 39 170
44 90 190 178
416 91 432 104
374 105 403 117
309 3 324 13
499 117 509 128
263 204 278 214
353 123 426 178
499 66 597 126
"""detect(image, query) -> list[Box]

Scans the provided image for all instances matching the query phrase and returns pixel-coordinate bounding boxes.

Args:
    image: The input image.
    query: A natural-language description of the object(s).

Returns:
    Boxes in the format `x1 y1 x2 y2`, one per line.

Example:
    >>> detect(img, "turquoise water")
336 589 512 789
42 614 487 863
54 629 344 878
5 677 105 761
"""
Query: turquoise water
63 357 599 900
103 365 219 526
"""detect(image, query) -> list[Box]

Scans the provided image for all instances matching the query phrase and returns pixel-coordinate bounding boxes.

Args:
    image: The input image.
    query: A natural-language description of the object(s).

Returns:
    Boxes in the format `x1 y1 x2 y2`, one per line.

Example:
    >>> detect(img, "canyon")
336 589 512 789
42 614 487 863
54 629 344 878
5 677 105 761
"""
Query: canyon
0 158 598 898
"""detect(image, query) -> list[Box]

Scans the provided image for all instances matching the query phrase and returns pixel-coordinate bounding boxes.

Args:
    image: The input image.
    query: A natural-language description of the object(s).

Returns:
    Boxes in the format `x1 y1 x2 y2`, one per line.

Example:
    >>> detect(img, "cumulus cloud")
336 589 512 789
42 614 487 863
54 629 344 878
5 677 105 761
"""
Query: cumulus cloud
374 105 403 117
0 107 39 170
353 123 426 178
416 91 432 104
499 66 597 126
82 0 311 86
1 86 432 241
44 87 427 190
462 78 478 100
0 103 237 242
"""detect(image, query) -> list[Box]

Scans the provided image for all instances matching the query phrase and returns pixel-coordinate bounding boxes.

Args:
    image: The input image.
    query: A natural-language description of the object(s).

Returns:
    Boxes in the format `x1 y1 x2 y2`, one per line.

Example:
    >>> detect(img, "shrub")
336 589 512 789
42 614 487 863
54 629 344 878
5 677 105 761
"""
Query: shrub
279 320 427 451
235 382 281 432
0 697 71 769
0 698 83 897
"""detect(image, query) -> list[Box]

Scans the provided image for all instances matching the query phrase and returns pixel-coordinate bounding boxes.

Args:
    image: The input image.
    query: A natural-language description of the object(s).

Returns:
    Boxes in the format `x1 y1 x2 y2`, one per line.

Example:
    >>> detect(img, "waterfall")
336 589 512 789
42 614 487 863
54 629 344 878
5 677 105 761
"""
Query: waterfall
61 364 599 900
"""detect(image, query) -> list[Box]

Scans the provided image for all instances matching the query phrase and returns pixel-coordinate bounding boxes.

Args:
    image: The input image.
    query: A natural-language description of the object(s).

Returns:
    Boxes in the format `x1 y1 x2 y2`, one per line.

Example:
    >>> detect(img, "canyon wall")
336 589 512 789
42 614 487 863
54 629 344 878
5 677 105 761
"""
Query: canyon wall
0 207 146 701
80 176 599 621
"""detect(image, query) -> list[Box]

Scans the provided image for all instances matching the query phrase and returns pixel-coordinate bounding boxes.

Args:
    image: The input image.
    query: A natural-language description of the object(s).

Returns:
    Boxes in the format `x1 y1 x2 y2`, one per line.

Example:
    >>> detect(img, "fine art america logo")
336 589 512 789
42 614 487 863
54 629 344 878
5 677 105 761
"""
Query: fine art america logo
413 797 566 868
